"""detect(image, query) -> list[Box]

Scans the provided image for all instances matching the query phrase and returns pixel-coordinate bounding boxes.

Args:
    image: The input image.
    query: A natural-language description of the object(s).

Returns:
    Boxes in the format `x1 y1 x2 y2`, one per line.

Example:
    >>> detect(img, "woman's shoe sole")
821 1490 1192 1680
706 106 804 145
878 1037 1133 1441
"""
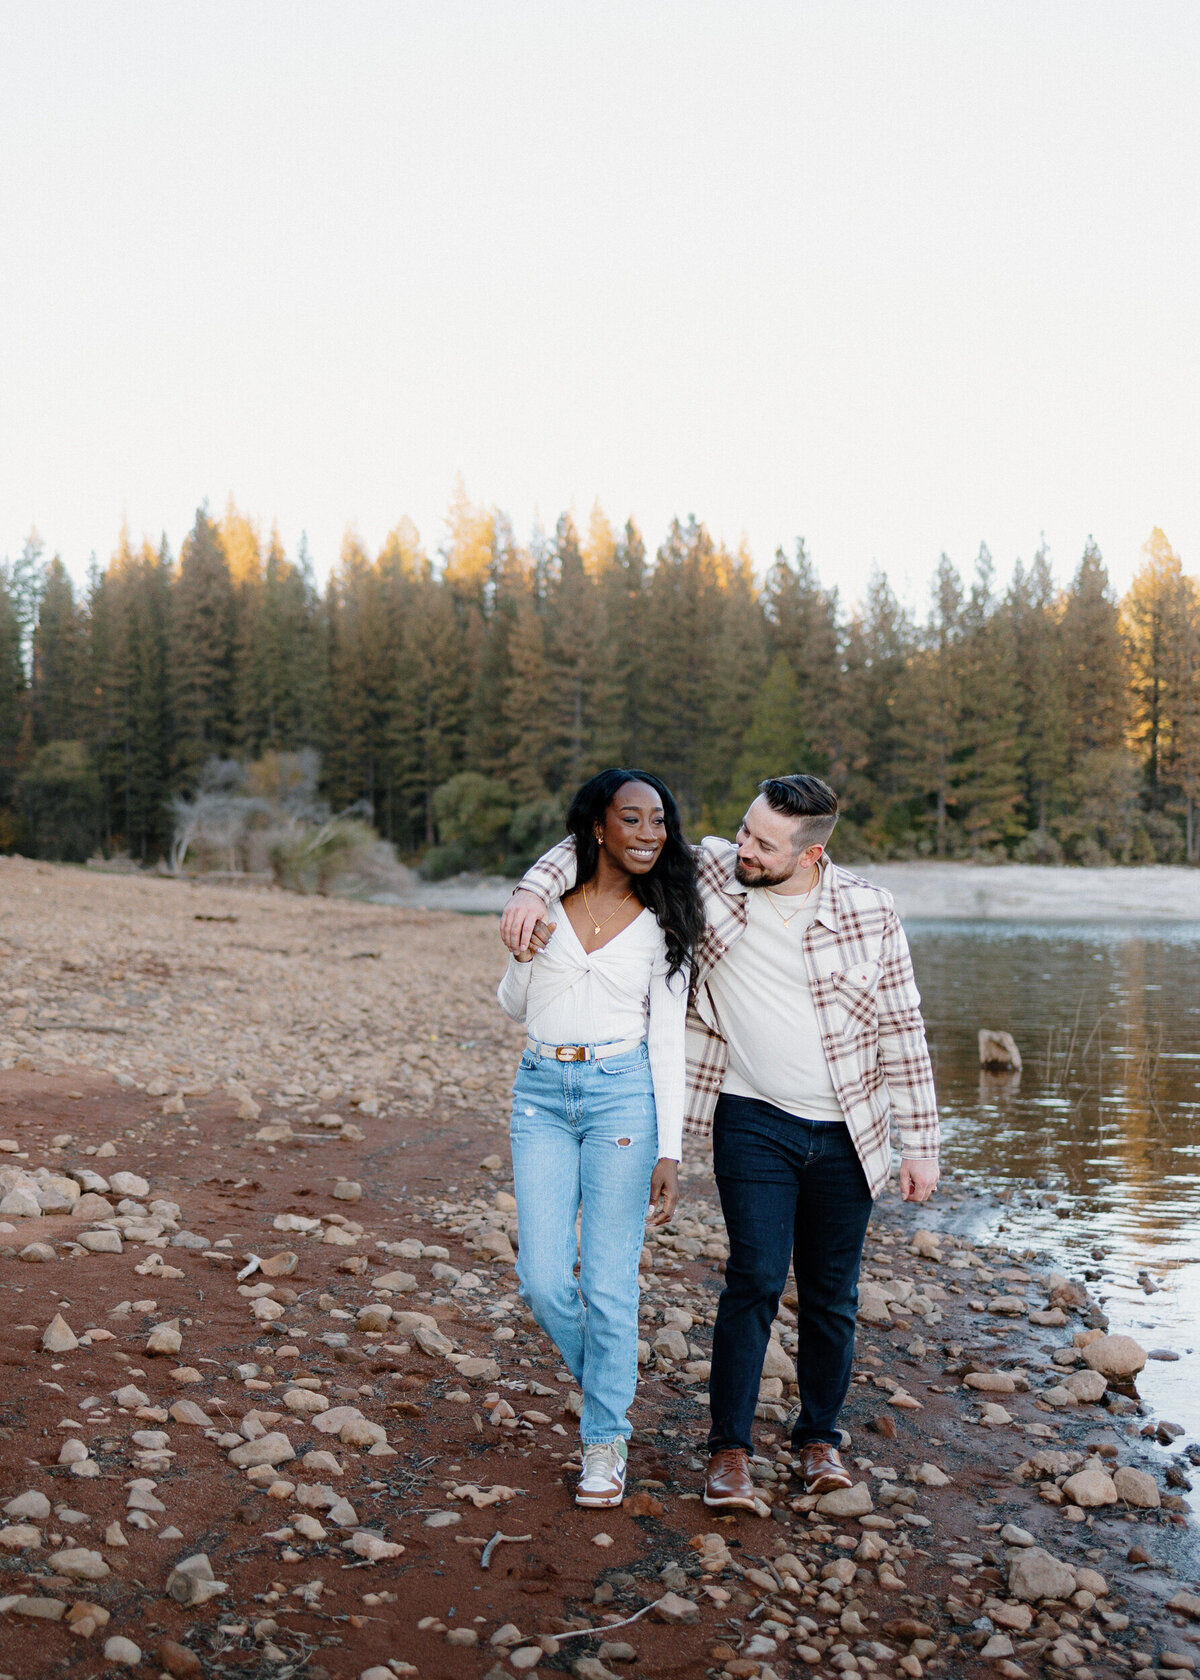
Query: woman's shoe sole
576 1491 624 1508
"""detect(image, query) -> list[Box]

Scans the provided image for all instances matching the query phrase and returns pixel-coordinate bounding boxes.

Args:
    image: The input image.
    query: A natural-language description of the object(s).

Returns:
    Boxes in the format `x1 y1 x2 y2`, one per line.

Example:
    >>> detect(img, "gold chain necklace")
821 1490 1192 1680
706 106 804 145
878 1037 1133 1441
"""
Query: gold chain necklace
763 873 818 928
581 883 634 936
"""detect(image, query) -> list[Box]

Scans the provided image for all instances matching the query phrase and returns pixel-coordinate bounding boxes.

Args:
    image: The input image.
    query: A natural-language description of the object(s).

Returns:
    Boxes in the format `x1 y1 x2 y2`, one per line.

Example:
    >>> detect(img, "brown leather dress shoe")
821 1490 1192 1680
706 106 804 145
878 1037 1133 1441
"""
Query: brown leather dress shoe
796 1440 853 1495
703 1448 758 1511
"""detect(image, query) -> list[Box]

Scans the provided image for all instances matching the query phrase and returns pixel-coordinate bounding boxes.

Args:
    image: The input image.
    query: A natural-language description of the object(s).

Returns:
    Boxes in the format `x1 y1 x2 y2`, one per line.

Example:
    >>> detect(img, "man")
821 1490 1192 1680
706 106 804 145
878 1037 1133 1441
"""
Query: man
500 773 939 1510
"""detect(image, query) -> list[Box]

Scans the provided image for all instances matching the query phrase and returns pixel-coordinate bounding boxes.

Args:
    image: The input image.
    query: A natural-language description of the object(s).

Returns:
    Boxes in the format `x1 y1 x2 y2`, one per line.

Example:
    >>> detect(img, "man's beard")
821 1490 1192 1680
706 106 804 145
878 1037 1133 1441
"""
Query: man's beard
734 856 799 889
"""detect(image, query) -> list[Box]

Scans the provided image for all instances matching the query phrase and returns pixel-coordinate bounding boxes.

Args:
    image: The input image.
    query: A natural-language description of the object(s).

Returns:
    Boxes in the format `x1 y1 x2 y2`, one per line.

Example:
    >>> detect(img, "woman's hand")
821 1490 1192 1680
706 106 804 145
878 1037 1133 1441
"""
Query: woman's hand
511 917 556 962
646 1158 679 1227
501 891 552 954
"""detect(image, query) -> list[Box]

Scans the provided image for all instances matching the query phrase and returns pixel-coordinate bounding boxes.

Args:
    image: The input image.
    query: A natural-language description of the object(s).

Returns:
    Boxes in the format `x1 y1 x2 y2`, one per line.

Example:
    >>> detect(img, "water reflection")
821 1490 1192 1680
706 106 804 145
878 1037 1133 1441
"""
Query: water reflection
908 920 1200 1437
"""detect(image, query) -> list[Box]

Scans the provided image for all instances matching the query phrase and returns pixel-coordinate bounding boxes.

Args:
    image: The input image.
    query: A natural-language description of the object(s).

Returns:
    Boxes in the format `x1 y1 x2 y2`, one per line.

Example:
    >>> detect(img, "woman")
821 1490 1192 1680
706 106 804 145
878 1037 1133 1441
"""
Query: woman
497 768 703 1508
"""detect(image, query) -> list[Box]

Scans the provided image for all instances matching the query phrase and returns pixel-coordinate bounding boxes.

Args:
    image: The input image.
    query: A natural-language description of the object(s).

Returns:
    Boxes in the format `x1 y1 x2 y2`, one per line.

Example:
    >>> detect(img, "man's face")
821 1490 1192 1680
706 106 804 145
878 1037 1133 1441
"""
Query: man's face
734 796 821 887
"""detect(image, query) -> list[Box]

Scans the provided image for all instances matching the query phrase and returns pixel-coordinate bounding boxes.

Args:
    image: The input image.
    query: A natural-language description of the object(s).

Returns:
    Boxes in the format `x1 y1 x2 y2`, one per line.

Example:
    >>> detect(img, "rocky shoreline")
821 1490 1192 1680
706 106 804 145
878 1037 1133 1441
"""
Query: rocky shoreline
0 860 1197 1679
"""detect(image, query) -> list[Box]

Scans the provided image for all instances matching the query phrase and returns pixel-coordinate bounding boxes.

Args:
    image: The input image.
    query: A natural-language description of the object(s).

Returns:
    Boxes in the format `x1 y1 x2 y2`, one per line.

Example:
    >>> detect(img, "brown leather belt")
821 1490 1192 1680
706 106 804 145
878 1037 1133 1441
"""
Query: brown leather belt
525 1035 644 1063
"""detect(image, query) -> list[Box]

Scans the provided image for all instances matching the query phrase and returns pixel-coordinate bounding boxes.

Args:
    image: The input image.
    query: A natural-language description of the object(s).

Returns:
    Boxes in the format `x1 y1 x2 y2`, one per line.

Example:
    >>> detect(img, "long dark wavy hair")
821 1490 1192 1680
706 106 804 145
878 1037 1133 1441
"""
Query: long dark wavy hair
565 769 703 980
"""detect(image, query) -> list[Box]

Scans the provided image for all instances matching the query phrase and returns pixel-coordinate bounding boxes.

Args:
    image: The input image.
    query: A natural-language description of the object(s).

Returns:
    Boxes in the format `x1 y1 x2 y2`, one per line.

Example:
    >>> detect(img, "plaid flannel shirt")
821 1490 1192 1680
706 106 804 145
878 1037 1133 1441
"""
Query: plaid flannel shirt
514 836 939 1197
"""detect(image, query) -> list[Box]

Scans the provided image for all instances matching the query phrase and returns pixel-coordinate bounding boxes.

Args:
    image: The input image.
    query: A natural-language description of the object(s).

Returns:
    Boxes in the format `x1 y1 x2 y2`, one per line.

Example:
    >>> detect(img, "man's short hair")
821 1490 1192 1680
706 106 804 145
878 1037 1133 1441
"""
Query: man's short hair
758 774 839 851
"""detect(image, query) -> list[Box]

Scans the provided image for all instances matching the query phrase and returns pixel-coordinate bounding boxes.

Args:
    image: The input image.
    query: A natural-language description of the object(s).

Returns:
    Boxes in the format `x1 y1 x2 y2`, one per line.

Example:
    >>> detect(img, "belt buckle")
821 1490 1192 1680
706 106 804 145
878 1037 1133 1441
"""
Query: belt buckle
556 1045 585 1062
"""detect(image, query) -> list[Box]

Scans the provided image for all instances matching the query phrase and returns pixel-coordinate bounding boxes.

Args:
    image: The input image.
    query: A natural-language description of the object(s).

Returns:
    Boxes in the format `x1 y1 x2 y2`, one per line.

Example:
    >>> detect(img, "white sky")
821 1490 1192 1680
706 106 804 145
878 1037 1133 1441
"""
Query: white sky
2 1 1197 613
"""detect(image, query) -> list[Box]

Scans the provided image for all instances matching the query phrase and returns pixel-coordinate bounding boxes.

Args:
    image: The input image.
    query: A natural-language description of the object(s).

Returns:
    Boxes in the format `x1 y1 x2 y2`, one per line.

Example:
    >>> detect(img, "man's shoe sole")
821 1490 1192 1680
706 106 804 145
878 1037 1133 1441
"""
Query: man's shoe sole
805 1474 853 1496
703 1489 759 1510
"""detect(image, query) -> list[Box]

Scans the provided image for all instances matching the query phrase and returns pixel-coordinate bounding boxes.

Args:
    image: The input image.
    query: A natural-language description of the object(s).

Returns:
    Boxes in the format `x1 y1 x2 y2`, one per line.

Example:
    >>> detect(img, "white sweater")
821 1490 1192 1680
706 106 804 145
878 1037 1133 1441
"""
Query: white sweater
496 899 687 1160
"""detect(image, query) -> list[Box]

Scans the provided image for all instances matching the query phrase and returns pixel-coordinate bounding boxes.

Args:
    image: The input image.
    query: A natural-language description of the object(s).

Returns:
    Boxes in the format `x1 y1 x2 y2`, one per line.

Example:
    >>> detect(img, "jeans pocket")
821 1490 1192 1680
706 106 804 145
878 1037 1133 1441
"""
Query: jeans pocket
596 1046 649 1076
517 1051 539 1073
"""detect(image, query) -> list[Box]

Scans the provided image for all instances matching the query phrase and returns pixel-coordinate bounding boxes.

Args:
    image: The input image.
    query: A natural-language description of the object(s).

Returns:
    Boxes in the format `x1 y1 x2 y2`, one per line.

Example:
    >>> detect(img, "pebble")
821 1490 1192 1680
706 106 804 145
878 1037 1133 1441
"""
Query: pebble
1007 1545 1076 1602
4 1490 51 1521
103 1636 142 1666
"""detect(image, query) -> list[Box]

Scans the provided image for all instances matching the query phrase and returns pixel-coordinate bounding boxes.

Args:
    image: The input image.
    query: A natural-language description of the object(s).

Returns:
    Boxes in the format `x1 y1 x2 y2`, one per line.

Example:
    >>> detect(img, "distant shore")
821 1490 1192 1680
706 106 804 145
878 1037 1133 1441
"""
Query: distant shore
380 860 1200 923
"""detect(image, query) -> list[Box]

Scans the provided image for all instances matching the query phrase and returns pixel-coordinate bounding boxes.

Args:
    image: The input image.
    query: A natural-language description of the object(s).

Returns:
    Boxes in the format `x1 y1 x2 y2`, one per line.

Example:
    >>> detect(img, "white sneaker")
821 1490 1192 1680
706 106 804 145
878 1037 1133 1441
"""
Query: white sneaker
576 1440 628 1507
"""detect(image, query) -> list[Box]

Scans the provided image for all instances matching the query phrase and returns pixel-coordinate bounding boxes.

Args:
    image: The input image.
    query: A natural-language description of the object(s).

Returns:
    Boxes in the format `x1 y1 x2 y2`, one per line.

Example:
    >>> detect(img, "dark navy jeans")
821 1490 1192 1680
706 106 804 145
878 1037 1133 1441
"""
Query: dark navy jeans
707 1093 874 1454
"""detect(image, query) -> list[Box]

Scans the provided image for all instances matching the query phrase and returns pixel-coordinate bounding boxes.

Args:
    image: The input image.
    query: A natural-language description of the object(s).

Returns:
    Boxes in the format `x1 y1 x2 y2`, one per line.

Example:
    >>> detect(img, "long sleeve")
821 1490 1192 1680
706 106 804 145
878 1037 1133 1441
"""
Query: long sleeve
875 909 940 1160
496 956 533 1023
513 837 578 905
646 963 688 1161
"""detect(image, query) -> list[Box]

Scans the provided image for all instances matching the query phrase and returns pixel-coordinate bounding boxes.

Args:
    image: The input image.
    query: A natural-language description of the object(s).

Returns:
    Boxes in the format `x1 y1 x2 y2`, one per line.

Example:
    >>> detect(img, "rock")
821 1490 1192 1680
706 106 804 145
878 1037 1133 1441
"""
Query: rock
18 1242 55 1262
228 1432 295 1469
1081 1334 1147 1379
1047 1273 1090 1310
168 1400 211 1426
284 1388 330 1415
372 1271 417 1293
1063 1369 1108 1403
999 1524 1035 1546
71 1192 114 1219
652 1592 700 1624
1166 1590 1200 1619
980 1403 1013 1425
423 1511 460 1528
989 1296 1026 1316
964 1371 1016 1393
259 1250 298 1276
156 1637 203 1677
356 1304 393 1332
914 1463 950 1486
110 1172 150 1197
103 1635 142 1666
5 1490 51 1521
1075 1567 1108 1595
147 1321 183 1355
114 1384 151 1408
816 1482 873 1517
454 1356 501 1381
42 1313 79 1353
979 1028 1021 1071
1061 1468 1118 1508
760 1339 793 1381
255 1122 293 1143
909 1229 942 1258
0 1188 40 1218
0 1524 42 1550
1113 1466 1160 1509
1029 1308 1068 1327
984 1599 1034 1632
573 1659 622 1680
1007 1545 1077 1602
344 1530 405 1561
332 1180 362 1201
414 1323 454 1357
48 1547 109 1580
980 1634 1014 1660
9 1596 67 1619
78 1228 123 1253
491 1623 524 1646
653 1328 689 1363
167 1553 228 1606
66 1601 110 1636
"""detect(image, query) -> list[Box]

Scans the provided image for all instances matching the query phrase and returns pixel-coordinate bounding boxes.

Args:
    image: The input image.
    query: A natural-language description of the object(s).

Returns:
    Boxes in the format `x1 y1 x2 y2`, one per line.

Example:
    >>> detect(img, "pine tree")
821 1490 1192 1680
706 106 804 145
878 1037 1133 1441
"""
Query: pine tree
1007 544 1067 831
839 569 914 847
898 555 965 854
952 546 1023 850
31 556 86 746
596 519 648 766
1060 540 1127 762
1122 528 1189 800
762 540 843 775
170 507 235 779
0 570 25 820
545 513 608 790
702 544 769 825
642 517 725 822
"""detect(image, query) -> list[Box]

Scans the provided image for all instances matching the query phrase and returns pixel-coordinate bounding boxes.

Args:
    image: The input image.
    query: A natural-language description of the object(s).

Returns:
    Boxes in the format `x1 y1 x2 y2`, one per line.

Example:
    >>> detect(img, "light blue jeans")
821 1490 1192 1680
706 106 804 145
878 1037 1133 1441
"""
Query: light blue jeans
509 1042 658 1446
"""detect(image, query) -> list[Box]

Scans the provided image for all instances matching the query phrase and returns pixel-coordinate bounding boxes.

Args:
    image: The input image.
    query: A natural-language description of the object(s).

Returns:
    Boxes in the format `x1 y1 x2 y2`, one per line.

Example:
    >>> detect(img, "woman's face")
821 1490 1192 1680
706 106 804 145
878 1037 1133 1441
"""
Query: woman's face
596 780 667 874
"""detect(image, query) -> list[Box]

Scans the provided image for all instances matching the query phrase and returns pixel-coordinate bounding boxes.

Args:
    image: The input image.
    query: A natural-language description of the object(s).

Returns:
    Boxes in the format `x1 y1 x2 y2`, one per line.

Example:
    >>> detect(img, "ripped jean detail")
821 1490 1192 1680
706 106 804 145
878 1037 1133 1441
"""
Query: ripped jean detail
509 1043 657 1444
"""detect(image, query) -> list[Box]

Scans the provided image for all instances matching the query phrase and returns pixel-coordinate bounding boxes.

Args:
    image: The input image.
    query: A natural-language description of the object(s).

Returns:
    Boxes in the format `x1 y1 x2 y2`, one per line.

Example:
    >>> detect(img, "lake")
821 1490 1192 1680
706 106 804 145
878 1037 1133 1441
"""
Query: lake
909 919 1200 1440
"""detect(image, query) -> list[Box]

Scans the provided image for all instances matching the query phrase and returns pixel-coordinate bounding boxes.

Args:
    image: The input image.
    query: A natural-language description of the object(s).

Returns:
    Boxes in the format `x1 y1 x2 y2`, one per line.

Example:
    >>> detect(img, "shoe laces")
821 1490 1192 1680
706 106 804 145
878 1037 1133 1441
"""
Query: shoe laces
581 1442 624 1482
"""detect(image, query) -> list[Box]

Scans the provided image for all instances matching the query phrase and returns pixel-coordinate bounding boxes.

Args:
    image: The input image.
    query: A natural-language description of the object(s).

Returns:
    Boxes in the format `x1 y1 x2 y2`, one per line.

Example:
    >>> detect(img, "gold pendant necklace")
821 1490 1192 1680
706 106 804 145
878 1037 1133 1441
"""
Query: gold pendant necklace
581 883 634 935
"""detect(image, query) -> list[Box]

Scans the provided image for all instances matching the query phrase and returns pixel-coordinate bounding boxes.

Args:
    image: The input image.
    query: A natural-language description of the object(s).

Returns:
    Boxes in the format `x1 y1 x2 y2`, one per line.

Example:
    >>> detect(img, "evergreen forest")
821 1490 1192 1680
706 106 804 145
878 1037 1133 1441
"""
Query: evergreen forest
2 492 1198 874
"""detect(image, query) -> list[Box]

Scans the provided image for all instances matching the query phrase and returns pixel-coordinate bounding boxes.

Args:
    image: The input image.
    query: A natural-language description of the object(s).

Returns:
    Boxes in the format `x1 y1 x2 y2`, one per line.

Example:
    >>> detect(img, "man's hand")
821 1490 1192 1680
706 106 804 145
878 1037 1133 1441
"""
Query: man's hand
646 1158 679 1226
900 1158 939 1203
501 890 551 955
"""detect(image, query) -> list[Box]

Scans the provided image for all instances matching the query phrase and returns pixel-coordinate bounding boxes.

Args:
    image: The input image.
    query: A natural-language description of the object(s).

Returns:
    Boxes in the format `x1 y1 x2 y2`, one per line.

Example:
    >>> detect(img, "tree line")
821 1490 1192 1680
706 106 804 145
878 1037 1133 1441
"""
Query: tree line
2 492 1198 871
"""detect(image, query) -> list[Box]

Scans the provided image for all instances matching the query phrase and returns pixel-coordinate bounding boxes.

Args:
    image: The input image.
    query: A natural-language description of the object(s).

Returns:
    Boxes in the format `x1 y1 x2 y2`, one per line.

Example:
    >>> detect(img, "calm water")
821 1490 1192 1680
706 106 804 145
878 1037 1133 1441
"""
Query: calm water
908 920 1200 1439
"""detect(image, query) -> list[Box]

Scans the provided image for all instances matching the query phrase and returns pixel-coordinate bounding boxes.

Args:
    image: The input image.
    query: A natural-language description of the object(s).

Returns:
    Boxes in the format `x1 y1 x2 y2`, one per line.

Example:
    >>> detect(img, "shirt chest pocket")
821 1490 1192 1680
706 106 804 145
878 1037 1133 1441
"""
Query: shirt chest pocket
825 961 882 1036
